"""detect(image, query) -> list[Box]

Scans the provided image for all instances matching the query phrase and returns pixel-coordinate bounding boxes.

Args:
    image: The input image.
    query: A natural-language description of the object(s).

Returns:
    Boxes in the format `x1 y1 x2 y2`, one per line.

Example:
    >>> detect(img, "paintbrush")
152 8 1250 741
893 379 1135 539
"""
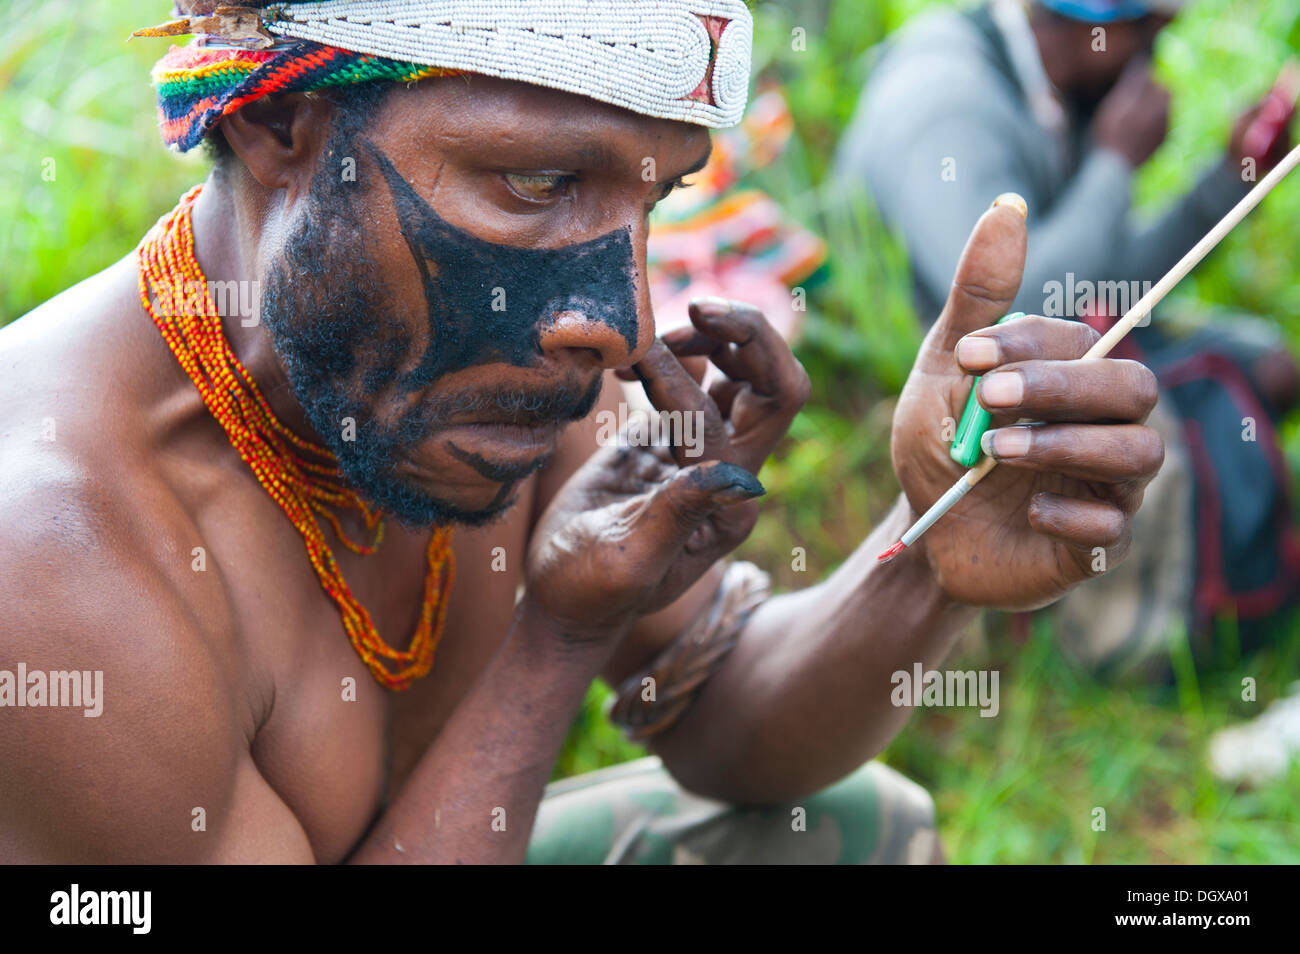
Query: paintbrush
879 137 1300 564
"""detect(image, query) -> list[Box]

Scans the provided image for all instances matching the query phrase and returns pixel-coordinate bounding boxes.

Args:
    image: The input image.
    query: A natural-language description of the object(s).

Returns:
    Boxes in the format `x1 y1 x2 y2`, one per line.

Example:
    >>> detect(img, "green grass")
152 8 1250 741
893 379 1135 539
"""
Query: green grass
5 0 1300 863
885 614 1300 863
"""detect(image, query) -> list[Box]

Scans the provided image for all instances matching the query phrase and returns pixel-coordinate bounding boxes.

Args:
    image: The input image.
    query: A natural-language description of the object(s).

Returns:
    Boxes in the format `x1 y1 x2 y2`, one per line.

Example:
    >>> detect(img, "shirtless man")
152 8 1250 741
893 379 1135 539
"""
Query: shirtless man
0 1 1164 864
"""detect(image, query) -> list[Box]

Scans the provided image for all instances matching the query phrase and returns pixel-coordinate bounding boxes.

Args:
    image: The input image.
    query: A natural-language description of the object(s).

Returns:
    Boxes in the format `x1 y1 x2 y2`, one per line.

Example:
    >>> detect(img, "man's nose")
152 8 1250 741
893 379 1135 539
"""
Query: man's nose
537 225 656 371
538 306 644 369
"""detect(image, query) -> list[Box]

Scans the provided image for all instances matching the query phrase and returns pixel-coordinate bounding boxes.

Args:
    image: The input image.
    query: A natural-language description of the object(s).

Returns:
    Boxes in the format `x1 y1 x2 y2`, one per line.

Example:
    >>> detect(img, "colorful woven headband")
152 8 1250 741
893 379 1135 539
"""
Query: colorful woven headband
141 0 754 153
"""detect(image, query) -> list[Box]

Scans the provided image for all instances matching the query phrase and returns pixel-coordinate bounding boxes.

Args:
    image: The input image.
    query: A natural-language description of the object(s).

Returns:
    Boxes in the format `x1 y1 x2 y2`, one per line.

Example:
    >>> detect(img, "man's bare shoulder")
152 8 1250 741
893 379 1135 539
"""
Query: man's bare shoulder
0 321 242 675
0 258 233 664
0 438 215 640
0 266 298 862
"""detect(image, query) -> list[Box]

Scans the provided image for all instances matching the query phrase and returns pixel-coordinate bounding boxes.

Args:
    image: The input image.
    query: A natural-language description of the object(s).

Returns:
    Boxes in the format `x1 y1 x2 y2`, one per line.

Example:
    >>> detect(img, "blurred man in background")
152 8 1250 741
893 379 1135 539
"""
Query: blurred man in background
835 0 1300 674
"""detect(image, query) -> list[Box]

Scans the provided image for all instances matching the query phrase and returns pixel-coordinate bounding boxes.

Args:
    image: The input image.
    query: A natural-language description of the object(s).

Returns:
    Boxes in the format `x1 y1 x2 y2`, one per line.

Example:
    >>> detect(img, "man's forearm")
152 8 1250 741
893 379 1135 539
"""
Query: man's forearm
650 496 976 804
350 601 615 864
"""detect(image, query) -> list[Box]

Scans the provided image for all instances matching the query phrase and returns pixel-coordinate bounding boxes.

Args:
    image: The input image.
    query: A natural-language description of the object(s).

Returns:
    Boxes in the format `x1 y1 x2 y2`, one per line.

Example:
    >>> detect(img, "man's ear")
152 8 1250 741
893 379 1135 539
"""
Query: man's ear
218 92 334 196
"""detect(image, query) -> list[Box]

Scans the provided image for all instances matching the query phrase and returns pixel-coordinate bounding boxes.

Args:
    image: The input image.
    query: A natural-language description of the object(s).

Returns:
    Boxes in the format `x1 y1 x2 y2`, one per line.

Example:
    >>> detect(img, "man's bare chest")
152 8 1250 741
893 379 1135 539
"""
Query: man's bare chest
191 469 535 860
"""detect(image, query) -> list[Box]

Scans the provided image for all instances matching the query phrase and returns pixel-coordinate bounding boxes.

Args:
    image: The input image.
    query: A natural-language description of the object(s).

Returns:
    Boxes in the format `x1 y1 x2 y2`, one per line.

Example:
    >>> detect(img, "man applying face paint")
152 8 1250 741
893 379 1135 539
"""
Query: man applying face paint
370 141 640 384
371 139 636 516
261 130 617 527
1 0 1166 866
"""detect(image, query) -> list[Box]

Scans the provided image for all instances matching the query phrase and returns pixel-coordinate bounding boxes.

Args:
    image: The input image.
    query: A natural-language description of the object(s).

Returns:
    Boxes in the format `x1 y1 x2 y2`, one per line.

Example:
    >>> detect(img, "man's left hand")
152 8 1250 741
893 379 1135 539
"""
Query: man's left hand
891 198 1165 609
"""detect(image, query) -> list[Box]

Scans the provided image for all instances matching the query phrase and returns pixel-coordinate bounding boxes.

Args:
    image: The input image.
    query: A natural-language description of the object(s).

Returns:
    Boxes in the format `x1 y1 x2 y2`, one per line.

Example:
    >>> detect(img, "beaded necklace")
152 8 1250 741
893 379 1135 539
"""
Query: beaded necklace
137 184 454 691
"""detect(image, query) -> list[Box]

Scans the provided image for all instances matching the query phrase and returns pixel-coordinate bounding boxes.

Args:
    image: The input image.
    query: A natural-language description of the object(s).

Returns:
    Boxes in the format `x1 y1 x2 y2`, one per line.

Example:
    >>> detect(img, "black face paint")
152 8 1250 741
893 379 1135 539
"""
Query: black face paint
365 139 639 389
258 125 619 529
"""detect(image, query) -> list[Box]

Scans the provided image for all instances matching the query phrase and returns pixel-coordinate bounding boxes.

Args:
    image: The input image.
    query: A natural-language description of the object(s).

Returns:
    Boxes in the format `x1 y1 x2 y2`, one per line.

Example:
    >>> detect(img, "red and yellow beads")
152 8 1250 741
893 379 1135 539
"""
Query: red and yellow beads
137 185 453 691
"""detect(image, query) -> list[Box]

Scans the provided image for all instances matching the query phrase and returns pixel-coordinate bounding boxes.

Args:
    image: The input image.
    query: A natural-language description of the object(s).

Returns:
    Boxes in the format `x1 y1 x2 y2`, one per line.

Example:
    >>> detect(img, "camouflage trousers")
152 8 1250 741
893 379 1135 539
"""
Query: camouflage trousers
526 756 940 865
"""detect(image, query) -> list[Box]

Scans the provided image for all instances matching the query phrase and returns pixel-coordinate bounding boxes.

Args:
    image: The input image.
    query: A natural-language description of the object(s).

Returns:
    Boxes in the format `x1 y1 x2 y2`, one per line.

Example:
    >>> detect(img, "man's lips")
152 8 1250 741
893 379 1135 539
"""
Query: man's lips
446 419 561 455
442 421 557 489
394 419 557 491
406 376 601 484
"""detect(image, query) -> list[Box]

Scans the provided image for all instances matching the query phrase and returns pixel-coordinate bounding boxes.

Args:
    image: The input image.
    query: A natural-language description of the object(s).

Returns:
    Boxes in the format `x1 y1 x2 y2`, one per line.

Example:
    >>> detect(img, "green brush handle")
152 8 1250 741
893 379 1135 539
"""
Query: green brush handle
949 312 1025 467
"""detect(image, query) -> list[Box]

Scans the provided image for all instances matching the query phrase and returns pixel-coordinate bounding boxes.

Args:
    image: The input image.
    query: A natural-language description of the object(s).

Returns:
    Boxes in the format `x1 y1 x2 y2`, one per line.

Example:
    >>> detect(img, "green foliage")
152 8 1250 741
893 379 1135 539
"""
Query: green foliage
1141 0 1300 350
0 0 207 325
5 0 1300 863
553 681 647 781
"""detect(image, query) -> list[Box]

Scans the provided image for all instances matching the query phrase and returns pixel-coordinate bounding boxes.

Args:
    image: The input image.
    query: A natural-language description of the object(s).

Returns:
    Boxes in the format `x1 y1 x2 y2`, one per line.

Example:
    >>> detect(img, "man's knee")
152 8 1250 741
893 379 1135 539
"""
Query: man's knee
795 760 941 864
529 757 942 865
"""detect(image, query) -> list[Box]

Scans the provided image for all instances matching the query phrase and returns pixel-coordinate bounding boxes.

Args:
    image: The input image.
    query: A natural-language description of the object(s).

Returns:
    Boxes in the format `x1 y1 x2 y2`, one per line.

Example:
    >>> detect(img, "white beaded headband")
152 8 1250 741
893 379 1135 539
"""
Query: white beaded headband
262 0 755 128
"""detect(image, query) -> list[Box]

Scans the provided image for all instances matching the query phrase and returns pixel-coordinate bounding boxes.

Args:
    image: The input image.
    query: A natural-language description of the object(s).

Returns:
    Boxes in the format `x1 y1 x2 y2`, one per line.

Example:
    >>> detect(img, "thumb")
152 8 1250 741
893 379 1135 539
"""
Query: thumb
920 193 1028 371
637 459 764 548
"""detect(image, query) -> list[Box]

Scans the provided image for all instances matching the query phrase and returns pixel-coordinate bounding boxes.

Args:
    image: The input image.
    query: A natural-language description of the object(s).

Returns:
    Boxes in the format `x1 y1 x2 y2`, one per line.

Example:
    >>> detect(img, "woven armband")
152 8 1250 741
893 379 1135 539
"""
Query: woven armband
608 560 771 743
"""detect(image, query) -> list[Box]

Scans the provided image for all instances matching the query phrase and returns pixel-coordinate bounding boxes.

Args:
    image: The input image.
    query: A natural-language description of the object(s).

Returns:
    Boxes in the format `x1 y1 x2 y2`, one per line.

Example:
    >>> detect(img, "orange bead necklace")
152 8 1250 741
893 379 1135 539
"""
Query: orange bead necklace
137 184 454 691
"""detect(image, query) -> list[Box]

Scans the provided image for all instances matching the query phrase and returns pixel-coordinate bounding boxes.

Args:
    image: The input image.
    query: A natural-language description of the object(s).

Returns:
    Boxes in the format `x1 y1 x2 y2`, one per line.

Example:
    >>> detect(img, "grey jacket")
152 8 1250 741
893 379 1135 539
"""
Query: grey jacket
832 5 1249 324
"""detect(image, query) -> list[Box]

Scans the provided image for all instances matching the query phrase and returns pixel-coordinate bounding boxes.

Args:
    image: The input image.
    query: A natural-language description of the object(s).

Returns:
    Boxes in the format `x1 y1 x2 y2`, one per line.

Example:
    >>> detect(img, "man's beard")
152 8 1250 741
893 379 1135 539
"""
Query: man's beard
257 146 607 529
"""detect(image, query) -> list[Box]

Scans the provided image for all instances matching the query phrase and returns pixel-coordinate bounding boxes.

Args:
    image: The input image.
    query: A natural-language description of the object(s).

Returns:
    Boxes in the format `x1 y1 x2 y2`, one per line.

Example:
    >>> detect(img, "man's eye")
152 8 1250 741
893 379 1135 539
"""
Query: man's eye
504 172 572 202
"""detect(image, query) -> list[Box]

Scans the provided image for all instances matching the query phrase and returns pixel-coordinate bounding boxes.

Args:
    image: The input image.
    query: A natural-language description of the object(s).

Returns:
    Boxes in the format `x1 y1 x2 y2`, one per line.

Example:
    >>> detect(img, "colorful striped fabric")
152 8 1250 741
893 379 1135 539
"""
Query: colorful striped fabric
647 87 826 342
152 41 459 152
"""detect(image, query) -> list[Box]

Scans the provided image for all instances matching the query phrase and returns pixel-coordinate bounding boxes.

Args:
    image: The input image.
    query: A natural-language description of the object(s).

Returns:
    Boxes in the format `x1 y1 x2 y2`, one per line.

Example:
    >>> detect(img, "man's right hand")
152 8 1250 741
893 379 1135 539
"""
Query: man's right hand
524 443 764 638
1091 57 1170 168
526 299 809 641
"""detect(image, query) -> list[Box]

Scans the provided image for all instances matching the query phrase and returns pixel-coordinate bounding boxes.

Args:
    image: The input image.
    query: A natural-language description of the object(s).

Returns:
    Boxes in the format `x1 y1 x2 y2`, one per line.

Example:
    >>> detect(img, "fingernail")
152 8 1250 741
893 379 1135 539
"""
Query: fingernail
980 371 1023 407
691 296 732 314
981 426 1031 459
704 461 765 502
992 192 1028 219
714 482 766 505
955 335 1000 369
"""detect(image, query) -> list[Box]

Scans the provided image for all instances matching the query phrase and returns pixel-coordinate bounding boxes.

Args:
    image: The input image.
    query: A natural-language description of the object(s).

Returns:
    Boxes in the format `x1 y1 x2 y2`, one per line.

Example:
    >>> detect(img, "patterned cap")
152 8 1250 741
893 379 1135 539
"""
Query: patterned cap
142 0 754 152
